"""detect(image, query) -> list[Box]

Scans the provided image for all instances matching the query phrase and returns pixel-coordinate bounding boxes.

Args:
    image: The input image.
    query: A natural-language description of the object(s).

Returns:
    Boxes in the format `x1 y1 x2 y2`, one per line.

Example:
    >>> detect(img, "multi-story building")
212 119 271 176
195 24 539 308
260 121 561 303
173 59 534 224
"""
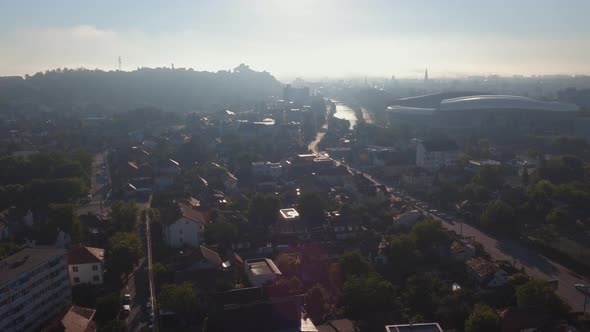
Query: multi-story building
0 248 71 332
416 139 460 172
67 246 105 286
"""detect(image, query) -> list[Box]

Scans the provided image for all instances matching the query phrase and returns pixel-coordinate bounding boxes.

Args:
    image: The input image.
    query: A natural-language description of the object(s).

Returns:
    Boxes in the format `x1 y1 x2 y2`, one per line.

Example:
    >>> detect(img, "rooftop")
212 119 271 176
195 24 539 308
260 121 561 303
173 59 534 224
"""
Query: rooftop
385 322 444 332
280 208 300 220
440 95 579 112
61 305 96 332
420 139 459 152
466 257 499 281
176 201 207 225
0 248 66 285
245 258 282 276
67 246 105 265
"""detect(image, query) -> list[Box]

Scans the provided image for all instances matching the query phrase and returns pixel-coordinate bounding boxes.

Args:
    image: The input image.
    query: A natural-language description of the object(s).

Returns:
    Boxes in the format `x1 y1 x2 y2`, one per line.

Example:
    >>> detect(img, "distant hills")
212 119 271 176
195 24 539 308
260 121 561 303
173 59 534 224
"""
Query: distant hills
0 64 282 114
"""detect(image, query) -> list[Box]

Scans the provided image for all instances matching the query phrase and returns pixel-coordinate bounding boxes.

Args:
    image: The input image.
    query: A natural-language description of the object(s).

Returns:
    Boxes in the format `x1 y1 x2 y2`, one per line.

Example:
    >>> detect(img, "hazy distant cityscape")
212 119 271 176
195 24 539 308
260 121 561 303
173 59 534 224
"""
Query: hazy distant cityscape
2 1 590 332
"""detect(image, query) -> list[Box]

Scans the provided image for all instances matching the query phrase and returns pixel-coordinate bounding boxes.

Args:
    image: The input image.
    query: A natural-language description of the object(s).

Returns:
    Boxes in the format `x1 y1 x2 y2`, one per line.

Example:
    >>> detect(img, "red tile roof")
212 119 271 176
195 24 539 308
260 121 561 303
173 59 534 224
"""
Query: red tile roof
61 305 96 332
67 246 105 265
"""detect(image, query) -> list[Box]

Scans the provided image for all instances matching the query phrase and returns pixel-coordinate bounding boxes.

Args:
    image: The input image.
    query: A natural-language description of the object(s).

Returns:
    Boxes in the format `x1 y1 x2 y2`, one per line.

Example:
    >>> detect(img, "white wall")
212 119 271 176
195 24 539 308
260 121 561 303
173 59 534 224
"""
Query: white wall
164 217 203 248
69 262 104 285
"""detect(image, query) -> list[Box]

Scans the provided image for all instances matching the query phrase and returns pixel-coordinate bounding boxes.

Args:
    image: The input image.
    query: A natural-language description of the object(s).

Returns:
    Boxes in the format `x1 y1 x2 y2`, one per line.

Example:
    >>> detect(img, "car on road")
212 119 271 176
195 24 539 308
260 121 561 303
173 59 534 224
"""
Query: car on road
123 293 132 304
574 283 590 296
122 304 131 316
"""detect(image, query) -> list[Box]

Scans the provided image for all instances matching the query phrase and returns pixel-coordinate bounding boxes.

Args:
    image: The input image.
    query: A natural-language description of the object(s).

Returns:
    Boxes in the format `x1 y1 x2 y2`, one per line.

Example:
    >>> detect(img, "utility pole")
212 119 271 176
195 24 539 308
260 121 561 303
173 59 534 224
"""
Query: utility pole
118 56 122 71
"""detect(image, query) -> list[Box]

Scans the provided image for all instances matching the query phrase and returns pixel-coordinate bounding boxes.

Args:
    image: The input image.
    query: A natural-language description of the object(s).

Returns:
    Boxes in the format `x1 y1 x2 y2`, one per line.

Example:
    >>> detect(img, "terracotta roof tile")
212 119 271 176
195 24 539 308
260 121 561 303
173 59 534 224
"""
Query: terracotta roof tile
67 246 105 265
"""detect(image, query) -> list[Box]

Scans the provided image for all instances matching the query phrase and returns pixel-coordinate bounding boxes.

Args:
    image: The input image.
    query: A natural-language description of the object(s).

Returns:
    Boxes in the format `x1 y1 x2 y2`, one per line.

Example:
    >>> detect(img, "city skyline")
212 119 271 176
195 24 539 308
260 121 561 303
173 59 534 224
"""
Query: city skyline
1 0 589 79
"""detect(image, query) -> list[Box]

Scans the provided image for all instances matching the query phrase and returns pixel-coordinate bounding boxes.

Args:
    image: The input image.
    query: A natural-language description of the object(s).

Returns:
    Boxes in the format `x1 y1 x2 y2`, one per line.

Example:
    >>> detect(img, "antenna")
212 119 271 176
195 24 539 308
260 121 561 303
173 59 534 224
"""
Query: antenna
118 56 122 71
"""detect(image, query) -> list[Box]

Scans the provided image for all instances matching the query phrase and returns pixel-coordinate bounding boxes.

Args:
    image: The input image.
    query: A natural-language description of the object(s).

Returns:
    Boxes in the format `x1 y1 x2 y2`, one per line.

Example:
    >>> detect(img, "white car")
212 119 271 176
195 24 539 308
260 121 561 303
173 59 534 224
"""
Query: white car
122 304 131 315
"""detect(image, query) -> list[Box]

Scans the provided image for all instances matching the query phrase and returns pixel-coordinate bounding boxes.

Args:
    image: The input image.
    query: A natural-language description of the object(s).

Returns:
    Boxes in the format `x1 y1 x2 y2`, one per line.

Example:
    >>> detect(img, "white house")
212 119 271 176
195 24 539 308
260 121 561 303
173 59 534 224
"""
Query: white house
244 258 282 287
67 246 105 286
162 201 207 248
416 139 460 172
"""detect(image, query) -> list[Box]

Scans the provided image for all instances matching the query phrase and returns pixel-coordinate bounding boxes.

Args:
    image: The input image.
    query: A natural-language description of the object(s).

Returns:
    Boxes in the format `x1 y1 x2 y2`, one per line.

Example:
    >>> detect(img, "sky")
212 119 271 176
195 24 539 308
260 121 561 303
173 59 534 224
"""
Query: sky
1 0 589 79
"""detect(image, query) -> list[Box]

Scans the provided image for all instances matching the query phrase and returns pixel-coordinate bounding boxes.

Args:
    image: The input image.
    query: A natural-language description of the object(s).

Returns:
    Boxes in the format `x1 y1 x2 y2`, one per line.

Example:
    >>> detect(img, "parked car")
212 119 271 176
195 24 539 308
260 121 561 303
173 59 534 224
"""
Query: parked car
123 293 132 304
122 304 131 316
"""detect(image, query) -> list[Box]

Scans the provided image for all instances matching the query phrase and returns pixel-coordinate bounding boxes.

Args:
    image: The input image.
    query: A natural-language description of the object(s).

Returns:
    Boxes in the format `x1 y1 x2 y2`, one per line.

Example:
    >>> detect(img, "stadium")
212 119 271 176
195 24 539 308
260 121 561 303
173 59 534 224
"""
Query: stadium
386 93 579 136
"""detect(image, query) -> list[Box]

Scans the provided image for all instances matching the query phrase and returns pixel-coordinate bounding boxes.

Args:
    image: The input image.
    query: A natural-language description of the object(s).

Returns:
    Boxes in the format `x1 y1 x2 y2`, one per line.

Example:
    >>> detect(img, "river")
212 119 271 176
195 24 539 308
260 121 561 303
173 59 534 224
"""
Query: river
332 101 373 129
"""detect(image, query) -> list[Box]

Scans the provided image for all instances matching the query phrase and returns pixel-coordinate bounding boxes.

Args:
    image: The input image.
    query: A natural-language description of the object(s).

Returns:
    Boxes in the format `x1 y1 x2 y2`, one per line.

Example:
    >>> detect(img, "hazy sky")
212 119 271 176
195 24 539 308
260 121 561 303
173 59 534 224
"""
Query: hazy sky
1 0 589 79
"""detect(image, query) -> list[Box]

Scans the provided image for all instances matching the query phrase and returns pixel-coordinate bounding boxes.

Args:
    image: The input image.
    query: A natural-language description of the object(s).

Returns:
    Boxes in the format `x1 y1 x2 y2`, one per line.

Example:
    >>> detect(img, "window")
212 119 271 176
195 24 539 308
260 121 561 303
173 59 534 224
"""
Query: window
72 266 79 273
93 275 100 282
73 277 80 284
92 265 98 271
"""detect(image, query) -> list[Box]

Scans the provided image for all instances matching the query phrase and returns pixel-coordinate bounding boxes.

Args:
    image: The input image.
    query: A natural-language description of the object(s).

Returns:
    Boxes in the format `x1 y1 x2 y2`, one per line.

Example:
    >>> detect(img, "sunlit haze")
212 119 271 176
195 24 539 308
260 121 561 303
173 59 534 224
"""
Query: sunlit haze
1 0 590 79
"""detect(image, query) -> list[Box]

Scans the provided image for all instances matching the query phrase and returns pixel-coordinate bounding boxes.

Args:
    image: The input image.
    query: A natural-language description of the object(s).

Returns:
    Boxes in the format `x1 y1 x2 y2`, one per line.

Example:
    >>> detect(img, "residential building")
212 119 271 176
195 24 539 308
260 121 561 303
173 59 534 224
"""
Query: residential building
60 305 96 332
244 258 282 287
162 201 207 248
465 257 508 288
276 208 304 234
416 139 460 172
385 322 444 332
251 161 283 179
449 240 476 262
67 246 105 286
0 248 71 332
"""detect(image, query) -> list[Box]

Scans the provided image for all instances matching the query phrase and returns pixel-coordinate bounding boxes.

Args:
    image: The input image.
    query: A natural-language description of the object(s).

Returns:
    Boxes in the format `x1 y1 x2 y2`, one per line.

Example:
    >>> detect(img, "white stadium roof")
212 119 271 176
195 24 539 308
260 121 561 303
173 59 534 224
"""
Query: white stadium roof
439 95 579 112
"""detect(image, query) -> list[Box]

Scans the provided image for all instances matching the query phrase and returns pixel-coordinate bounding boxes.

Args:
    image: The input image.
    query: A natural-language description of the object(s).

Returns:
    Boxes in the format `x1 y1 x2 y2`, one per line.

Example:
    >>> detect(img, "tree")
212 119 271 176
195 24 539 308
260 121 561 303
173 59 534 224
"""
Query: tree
387 234 417 276
48 203 83 243
204 220 239 249
95 293 121 322
341 273 397 321
275 253 301 277
159 282 197 319
411 219 448 250
305 284 331 323
464 304 500 332
545 207 575 229
110 201 139 232
247 193 280 227
297 192 326 227
107 232 142 276
97 319 126 332
480 200 515 232
516 280 569 317
521 167 529 185
337 252 372 281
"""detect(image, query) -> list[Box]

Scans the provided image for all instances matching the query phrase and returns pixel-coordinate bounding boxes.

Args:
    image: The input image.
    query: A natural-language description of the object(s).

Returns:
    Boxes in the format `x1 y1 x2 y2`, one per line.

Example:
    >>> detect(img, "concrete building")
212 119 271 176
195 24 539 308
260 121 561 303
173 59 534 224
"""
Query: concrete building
252 161 283 179
244 258 282 287
163 201 207 248
67 246 105 286
0 248 71 332
416 139 460 172
276 208 304 234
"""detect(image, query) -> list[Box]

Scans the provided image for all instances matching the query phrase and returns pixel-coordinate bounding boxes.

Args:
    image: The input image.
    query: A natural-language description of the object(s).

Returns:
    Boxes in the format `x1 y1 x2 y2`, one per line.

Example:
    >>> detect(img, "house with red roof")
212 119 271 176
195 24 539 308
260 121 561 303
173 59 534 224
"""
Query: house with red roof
67 246 105 286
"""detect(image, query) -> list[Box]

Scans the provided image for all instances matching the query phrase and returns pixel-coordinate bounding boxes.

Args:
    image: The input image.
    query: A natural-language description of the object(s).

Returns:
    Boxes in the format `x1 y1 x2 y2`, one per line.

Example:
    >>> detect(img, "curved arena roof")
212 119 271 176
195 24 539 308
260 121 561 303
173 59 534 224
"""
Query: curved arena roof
439 95 579 112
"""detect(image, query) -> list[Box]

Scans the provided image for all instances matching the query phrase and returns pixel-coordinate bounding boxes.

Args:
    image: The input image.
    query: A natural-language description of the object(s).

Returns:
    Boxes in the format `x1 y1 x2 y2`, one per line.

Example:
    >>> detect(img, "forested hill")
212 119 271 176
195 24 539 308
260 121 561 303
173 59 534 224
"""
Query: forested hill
0 64 282 113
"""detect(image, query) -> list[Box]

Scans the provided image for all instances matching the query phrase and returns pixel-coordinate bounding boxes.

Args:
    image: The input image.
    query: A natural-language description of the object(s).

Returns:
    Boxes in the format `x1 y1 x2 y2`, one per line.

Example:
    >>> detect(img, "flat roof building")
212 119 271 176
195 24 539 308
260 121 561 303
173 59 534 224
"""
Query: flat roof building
385 322 444 332
244 258 282 287
0 248 71 332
